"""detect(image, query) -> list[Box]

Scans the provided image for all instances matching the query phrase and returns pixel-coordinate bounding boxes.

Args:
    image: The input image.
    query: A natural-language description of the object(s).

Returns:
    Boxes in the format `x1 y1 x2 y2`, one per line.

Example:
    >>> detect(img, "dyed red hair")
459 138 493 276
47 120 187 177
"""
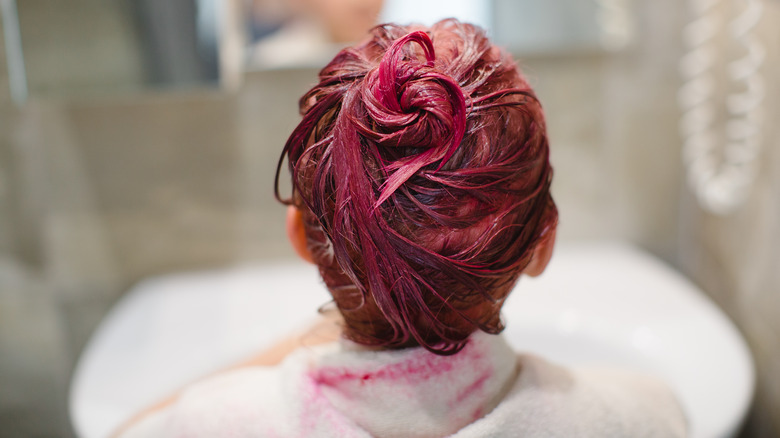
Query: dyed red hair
276 19 557 355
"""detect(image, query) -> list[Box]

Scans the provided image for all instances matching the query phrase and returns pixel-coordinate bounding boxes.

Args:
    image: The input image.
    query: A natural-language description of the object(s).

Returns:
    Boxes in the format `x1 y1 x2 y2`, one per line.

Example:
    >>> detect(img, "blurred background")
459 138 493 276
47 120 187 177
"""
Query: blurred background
0 0 778 436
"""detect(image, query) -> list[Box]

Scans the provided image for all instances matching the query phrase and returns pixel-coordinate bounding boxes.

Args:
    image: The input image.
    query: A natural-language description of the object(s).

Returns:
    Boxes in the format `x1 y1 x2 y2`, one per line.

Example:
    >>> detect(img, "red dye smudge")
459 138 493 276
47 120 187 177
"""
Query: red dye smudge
313 353 455 386
298 373 357 437
454 370 492 405
312 338 485 387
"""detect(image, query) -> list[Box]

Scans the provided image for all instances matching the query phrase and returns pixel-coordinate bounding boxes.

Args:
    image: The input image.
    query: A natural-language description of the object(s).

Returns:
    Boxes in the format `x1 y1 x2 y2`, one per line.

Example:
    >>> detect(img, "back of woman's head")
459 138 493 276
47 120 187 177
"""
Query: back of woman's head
276 19 557 355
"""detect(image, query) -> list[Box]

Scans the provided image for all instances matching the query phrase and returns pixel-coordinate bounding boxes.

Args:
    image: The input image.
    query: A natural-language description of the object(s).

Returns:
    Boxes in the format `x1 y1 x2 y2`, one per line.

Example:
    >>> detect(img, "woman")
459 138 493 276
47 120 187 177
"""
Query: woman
117 19 686 437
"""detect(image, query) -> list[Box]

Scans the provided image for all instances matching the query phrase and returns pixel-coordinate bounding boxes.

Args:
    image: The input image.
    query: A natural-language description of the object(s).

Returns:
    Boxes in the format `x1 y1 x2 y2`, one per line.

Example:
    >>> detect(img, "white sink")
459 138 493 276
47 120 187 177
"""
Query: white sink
69 242 754 438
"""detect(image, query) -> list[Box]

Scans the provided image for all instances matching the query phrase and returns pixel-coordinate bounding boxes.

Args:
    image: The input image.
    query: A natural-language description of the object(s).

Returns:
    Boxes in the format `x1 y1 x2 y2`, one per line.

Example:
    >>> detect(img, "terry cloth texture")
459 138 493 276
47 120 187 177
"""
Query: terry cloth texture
119 332 687 437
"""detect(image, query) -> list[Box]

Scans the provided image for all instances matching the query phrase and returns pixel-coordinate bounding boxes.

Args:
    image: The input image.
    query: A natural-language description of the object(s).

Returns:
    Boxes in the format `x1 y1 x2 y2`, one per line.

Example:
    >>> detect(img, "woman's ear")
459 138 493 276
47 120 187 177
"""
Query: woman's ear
523 226 557 277
286 206 315 264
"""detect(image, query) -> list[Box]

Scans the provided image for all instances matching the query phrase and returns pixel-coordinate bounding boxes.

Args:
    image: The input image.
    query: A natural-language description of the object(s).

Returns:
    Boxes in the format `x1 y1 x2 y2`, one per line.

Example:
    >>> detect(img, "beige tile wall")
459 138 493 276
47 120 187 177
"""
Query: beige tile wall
1 0 779 436
678 3 780 436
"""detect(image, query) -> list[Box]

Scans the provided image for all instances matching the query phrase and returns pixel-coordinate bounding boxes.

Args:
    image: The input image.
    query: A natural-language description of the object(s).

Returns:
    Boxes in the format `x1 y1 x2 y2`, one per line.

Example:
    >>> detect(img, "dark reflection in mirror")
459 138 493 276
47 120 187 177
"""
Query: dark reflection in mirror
15 0 223 98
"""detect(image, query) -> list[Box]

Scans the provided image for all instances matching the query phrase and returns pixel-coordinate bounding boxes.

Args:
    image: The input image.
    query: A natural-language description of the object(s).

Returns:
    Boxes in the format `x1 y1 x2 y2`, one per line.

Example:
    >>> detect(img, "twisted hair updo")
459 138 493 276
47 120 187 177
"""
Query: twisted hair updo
276 19 557 355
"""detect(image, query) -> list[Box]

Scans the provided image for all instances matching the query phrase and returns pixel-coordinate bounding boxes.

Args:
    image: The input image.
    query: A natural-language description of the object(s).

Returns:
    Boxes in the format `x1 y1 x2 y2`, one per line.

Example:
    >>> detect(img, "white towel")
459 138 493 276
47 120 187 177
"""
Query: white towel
120 332 686 437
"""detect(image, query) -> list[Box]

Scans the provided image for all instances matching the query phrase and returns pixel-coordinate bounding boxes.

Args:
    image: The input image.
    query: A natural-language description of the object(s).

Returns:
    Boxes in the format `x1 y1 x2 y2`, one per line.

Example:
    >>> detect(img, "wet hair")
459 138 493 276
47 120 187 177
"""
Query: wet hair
276 19 557 355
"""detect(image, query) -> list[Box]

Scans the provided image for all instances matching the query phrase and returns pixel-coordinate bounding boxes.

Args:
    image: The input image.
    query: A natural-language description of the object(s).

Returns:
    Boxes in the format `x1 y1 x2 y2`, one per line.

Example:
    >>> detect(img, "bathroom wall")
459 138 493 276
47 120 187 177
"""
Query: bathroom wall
0 0 778 437
677 2 780 436
0 18 75 437
0 70 312 437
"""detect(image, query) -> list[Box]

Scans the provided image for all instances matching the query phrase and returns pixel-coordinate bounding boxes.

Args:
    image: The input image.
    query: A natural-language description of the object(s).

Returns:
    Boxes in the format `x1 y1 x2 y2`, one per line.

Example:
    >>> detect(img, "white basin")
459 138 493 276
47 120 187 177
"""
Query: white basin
69 242 754 438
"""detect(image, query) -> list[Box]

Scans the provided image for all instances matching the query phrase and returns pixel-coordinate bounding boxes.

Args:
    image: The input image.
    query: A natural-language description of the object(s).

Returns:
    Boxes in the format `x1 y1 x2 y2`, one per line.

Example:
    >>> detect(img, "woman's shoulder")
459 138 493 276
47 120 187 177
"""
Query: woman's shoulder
452 353 688 438
117 343 369 438
116 363 295 438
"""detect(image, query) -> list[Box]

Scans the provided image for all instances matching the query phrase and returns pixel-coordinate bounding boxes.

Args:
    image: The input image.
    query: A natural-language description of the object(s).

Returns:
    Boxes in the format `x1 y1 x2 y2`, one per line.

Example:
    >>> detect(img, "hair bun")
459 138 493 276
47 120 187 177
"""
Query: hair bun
279 20 557 355
351 31 467 207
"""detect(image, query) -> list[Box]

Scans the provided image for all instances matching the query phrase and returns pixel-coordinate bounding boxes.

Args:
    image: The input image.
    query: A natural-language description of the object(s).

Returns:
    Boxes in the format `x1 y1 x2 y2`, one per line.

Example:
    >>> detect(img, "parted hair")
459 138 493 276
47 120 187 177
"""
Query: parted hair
276 19 557 355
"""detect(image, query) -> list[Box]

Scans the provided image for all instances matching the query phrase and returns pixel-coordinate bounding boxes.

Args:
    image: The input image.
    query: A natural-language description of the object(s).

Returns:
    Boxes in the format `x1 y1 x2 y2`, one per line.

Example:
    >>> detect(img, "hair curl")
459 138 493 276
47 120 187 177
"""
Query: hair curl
276 19 557 355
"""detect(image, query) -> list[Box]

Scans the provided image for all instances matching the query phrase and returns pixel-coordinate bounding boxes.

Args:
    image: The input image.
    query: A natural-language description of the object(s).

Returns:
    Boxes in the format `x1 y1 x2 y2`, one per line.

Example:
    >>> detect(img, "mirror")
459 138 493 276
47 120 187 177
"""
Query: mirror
5 0 240 100
243 0 634 71
3 0 633 100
